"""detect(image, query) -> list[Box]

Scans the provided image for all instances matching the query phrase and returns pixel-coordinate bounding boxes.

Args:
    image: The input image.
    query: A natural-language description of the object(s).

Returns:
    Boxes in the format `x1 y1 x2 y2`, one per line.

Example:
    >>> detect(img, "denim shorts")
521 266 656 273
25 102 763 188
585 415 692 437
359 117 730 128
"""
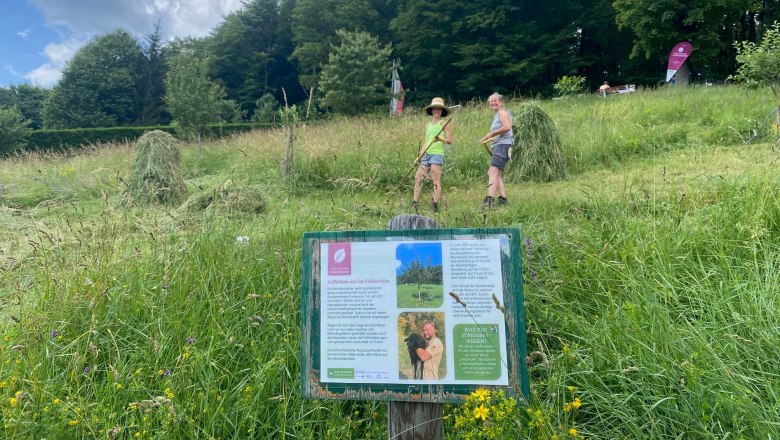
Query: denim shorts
420 153 445 167
490 144 511 170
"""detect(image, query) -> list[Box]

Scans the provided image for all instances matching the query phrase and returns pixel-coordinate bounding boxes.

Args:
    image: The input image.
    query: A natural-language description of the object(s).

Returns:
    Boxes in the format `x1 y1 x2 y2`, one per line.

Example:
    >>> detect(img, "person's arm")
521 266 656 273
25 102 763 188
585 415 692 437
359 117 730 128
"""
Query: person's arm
416 347 432 361
480 110 511 143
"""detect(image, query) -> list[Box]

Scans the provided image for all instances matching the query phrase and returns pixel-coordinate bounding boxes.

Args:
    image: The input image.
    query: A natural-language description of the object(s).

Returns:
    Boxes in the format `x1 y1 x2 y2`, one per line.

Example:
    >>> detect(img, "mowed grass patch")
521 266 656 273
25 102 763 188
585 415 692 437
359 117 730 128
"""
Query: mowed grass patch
396 283 444 308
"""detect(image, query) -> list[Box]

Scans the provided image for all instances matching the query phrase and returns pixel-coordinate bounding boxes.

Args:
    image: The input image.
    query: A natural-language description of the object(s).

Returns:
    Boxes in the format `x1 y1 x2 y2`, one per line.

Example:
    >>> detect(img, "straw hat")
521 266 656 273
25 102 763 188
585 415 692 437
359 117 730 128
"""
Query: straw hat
424 97 450 117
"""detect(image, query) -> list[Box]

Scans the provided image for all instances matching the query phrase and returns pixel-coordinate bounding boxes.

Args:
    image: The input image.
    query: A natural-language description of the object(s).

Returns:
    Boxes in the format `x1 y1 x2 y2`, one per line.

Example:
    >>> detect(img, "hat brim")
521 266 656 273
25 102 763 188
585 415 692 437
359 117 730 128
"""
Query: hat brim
424 105 450 117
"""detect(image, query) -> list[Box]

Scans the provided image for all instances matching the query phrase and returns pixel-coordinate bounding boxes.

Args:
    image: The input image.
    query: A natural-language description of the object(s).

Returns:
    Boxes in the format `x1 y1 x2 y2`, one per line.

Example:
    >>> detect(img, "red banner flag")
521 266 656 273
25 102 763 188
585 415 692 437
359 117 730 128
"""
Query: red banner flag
666 42 692 82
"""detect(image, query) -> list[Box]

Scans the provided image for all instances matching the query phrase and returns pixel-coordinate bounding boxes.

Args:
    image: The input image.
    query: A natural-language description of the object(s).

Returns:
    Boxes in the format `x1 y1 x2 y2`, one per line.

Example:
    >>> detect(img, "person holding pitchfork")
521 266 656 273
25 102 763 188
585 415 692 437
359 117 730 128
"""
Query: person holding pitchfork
412 97 453 213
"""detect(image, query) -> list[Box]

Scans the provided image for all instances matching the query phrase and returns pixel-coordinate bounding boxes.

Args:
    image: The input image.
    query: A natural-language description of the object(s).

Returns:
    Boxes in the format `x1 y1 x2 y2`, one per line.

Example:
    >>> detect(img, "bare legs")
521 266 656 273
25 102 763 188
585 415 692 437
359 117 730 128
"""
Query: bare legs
487 166 505 198
413 164 442 210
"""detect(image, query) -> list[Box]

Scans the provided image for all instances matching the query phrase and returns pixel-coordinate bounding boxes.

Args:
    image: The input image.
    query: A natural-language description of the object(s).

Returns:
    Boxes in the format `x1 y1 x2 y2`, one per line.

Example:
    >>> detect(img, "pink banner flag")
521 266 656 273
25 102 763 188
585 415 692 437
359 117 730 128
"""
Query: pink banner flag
390 60 404 115
666 42 692 82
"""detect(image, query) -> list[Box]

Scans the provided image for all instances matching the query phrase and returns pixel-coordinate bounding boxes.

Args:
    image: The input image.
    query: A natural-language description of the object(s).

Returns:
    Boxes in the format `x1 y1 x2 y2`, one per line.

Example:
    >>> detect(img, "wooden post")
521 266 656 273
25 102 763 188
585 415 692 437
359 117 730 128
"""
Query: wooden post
387 214 443 440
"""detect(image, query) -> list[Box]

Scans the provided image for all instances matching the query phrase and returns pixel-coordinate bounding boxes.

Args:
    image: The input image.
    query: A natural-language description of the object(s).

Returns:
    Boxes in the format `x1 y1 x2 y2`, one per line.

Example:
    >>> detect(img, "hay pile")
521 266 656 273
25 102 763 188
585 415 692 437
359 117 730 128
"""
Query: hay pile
183 179 266 214
125 130 187 206
508 103 567 182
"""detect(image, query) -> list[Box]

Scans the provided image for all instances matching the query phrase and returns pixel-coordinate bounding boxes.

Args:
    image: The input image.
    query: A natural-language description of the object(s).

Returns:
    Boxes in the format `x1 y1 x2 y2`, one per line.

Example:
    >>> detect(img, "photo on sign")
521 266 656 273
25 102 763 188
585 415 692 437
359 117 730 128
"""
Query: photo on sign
397 312 446 380
395 243 443 308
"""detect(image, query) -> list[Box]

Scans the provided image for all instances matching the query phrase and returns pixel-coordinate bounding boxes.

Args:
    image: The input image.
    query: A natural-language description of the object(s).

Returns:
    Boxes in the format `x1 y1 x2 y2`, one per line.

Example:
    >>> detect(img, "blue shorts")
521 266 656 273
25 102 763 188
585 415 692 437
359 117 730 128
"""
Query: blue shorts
420 154 445 167
490 144 511 170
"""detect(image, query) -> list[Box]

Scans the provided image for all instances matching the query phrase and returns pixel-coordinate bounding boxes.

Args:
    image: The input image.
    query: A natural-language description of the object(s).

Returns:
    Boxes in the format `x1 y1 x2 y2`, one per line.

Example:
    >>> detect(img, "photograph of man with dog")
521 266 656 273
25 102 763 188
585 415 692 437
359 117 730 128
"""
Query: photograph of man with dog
398 312 445 380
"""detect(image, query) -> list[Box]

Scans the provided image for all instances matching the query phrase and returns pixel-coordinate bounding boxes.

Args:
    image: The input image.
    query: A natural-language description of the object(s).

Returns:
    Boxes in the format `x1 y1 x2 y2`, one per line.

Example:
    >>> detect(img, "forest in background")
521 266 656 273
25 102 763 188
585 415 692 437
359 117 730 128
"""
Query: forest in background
0 0 778 132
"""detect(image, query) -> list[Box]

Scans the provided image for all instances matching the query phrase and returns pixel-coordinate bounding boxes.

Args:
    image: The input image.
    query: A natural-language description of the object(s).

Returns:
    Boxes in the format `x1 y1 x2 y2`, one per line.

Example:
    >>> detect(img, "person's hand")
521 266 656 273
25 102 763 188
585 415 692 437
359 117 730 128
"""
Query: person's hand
434 135 444 143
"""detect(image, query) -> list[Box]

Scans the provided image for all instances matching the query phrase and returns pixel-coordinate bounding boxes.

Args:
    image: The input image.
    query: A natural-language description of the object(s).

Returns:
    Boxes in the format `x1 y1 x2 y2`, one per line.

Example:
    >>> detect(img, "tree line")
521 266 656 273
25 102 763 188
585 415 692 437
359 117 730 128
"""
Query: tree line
0 0 778 137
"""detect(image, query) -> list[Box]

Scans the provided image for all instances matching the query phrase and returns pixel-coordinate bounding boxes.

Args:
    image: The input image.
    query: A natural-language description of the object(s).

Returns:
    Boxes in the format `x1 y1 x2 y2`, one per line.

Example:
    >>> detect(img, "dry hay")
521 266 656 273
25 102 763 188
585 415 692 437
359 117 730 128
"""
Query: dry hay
183 179 266 214
125 130 187 206
507 102 567 182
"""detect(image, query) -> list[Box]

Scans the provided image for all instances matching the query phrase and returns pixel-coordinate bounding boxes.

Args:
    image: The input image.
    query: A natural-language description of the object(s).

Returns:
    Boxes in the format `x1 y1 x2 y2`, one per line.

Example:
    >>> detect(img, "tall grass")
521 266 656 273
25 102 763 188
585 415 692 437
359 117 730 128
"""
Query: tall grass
0 85 778 438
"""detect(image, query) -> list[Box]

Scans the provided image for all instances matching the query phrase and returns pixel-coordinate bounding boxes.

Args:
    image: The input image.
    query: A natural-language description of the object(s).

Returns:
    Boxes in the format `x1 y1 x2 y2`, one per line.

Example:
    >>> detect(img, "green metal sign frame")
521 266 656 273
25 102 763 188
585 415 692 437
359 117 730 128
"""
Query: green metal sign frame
300 227 529 403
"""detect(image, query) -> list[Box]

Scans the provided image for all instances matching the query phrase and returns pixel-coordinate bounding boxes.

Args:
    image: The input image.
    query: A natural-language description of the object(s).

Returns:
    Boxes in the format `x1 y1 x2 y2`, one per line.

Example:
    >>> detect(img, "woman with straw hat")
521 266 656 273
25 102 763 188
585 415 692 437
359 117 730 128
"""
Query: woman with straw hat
412 97 452 213
479 92 513 208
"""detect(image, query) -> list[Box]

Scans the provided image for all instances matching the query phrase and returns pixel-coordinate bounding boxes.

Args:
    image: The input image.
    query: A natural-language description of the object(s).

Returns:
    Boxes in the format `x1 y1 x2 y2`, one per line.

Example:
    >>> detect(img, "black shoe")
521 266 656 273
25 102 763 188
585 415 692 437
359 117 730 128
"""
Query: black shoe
432 202 439 213
498 196 507 206
482 196 495 209
411 201 419 214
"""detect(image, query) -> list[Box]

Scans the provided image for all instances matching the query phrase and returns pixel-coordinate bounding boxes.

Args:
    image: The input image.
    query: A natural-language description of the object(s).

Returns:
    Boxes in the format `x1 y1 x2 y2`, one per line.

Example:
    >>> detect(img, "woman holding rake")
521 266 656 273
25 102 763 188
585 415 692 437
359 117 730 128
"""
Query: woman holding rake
412 97 452 213
479 92 513 208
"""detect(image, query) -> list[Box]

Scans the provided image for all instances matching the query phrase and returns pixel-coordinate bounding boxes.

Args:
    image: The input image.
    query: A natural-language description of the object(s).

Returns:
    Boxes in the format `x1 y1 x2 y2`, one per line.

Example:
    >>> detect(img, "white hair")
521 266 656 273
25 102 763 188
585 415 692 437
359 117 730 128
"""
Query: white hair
488 92 504 102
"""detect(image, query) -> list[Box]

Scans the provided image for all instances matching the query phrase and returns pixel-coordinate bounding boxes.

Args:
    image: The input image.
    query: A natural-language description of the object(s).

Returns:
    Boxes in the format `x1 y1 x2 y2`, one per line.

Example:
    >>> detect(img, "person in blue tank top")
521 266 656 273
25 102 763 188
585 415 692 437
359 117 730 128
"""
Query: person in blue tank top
412 97 452 213
479 93 513 208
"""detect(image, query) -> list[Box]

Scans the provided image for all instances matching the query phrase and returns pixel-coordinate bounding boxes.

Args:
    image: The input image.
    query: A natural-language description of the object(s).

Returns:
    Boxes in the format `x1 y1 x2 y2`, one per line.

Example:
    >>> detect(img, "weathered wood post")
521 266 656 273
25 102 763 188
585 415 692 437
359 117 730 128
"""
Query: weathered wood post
387 214 442 440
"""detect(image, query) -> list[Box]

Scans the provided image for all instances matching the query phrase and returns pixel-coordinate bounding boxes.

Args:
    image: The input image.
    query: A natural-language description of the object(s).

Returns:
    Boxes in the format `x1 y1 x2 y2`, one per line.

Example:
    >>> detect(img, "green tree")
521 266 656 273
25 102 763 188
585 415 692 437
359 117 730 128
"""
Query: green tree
732 22 780 136
613 0 755 79
208 0 295 117
137 21 170 126
0 84 49 129
42 29 143 129
732 22 780 98
0 106 31 154
318 30 392 115
164 49 229 158
291 0 391 90
251 93 279 123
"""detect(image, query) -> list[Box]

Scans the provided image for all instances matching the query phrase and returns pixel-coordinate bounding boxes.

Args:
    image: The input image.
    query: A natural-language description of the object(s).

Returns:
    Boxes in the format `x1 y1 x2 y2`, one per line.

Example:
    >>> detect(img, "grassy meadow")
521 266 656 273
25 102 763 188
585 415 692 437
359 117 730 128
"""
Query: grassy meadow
1 85 779 438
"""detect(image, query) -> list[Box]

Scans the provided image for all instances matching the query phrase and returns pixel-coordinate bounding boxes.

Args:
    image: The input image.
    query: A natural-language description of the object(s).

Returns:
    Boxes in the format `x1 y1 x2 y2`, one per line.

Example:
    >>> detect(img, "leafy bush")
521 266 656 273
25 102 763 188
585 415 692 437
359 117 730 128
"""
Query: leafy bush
25 123 273 152
553 76 586 96
0 106 31 154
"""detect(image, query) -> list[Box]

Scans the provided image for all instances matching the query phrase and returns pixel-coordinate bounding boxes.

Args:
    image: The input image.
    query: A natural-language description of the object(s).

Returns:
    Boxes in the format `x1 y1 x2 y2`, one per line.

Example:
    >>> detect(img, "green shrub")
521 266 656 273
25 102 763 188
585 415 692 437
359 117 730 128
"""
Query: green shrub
553 75 586 96
0 106 31 154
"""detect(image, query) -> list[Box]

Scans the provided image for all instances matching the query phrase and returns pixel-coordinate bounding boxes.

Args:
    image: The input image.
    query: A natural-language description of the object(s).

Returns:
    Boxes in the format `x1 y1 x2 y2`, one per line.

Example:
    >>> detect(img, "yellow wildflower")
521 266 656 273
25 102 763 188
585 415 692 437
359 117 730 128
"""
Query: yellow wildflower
474 404 489 421
115 383 123 390
569 427 577 436
165 388 174 399
567 385 575 391
572 397 582 409
472 388 490 401
8 397 16 406
53 398 61 405
69 420 78 427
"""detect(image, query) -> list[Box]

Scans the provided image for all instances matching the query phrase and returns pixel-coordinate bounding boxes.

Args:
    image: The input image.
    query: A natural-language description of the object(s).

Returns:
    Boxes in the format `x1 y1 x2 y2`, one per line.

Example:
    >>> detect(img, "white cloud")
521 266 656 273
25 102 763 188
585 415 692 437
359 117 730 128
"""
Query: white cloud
28 0 243 38
17 28 32 38
24 38 84 87
24 63 62 87
23 0 245 87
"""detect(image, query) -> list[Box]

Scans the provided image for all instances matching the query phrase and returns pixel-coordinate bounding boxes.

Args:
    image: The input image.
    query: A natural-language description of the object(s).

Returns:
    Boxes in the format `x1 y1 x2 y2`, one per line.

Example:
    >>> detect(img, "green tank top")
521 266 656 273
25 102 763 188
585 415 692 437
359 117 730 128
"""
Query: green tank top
425 121 446 155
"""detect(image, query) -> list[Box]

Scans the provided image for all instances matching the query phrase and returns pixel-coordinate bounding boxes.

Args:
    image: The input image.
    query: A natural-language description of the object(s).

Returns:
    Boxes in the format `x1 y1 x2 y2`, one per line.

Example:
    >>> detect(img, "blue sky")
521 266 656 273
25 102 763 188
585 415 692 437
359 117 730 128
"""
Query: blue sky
1 0 244 88
395 243 443 276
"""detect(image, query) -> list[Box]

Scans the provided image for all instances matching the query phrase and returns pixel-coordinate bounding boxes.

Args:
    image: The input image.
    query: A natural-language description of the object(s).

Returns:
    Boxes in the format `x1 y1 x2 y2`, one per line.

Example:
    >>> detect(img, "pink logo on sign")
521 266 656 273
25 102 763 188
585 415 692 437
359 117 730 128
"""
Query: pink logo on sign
328 243 351 276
